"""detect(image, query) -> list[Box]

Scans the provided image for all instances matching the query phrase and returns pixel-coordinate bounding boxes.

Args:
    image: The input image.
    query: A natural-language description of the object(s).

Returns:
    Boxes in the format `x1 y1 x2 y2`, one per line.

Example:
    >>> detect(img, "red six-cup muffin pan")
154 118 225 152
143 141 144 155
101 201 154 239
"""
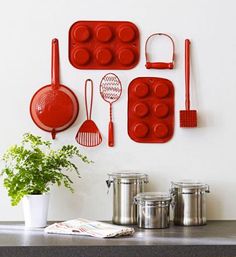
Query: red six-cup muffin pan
128 77 174 143
69 21 140 70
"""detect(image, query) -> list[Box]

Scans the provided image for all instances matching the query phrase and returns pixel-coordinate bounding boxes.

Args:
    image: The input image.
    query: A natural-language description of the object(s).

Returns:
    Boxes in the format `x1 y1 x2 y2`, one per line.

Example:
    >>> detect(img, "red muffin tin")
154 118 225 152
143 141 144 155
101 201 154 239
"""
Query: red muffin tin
69 21 140 70
128 77 174 143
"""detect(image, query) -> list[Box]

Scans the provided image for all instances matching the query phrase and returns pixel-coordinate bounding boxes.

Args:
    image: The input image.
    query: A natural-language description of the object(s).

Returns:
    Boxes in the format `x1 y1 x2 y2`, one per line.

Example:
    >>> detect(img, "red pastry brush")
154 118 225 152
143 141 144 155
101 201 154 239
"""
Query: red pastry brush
180 39 197 127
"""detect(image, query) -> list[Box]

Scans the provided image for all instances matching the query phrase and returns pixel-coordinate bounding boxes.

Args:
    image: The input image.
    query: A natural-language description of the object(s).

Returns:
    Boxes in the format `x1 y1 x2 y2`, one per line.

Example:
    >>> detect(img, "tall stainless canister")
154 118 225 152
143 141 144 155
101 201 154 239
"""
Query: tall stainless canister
106 172 148 225
134 192 171 229
171 181 210 226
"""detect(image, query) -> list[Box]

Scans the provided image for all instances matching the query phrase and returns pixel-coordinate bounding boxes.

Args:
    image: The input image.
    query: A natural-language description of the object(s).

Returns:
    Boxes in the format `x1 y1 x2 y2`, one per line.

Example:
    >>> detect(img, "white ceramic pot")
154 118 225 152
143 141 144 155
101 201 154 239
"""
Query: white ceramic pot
22 194 49 228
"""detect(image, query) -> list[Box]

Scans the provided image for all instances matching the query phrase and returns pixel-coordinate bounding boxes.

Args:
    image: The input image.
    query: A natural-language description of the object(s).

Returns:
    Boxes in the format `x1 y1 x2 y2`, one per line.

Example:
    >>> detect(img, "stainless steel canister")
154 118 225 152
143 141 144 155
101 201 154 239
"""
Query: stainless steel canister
106 172 148 225
170 181 210 226
134 192 171 229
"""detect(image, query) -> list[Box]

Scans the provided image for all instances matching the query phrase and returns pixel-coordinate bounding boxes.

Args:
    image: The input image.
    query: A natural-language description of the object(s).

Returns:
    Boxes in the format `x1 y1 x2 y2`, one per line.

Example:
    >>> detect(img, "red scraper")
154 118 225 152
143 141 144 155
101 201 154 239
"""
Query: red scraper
180 39 197 127
75 79 102 147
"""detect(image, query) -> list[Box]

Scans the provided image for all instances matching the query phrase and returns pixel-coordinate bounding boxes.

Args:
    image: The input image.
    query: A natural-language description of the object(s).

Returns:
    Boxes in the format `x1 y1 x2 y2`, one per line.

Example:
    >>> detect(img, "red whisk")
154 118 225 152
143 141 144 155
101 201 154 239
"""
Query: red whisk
100 73 122 147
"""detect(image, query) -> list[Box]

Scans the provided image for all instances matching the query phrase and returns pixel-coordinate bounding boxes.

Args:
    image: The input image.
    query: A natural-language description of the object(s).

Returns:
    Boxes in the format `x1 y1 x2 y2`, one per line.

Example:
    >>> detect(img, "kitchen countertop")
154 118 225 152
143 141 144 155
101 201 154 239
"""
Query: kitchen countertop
0 221 236 257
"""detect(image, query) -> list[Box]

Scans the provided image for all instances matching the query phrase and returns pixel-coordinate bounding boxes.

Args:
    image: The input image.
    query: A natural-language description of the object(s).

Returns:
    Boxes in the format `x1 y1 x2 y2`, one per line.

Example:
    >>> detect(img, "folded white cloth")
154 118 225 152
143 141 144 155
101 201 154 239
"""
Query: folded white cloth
44 218 135 238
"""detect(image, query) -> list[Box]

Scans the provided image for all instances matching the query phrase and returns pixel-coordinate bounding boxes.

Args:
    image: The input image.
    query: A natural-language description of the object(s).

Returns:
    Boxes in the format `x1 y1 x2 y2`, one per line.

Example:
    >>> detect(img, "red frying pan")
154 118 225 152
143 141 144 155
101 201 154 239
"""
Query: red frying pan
30 38 79 139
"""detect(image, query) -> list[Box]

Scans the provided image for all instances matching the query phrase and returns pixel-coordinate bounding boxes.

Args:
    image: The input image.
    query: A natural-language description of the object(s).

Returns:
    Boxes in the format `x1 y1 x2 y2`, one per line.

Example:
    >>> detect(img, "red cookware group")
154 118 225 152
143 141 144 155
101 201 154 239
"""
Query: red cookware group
30 20 198 146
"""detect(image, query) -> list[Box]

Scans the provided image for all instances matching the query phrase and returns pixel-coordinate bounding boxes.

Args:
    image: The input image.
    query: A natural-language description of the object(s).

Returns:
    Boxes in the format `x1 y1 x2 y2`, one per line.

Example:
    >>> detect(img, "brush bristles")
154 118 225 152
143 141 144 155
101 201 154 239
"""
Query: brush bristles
180 110 197 127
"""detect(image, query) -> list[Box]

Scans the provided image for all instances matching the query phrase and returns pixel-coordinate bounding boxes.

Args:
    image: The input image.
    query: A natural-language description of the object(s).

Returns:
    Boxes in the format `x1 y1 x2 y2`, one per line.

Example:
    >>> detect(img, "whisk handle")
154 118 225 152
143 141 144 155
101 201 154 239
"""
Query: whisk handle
108 121 114 147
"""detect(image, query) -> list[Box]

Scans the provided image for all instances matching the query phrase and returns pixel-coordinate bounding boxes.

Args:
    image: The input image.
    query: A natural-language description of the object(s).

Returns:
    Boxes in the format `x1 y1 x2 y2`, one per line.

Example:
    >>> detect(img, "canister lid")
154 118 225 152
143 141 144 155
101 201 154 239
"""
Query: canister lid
107 171 148 181
171 180 209 191
134 192 171 202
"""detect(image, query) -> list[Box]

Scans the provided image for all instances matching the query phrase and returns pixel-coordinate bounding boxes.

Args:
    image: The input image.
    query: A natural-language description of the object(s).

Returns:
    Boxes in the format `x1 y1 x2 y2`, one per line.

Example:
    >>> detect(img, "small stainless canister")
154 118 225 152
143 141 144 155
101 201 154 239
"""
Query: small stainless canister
106 172 148 225
170 181 210 226
134 192 171 229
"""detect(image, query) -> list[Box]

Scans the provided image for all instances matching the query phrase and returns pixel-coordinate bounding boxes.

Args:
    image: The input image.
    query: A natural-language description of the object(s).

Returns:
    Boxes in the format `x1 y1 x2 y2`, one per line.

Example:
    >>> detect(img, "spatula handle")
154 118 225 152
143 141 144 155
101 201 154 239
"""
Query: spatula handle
185 39 191 110
85 79 93 120
51 38 60 86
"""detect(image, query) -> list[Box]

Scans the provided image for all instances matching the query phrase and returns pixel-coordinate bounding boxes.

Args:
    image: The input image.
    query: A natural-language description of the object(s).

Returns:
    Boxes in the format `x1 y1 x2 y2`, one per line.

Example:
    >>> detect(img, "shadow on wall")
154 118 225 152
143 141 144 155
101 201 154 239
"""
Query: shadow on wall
206 183 225 220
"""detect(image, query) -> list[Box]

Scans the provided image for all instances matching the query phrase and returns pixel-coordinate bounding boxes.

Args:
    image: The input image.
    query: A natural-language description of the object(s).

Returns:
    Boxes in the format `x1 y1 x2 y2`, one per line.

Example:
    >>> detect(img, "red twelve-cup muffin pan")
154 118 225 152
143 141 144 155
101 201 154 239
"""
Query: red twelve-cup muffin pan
128 77 174 143
69 21 140 70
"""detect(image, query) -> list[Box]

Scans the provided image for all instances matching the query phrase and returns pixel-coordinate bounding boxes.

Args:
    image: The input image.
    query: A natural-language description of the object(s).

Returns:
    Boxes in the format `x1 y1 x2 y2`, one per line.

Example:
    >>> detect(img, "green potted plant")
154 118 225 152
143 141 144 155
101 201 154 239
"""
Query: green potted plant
1 133 91 228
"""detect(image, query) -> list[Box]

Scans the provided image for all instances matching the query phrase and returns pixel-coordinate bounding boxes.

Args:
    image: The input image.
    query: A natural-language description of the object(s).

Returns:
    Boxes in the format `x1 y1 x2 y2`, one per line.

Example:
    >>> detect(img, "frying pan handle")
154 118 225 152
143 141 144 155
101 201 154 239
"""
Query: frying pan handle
51 38 60 86
146 62 174 69
185 39 191 110
108 121 114 147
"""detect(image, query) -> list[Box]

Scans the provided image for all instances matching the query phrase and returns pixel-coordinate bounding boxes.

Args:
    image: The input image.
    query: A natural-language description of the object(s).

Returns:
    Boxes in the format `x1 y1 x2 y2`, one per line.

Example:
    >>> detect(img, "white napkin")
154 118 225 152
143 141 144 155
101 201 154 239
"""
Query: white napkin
44 218 135 238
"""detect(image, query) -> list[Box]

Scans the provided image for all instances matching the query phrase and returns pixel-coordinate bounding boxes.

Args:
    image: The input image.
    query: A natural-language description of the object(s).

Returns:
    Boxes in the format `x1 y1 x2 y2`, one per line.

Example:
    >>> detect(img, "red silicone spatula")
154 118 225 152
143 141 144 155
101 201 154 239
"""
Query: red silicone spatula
180 39 197 127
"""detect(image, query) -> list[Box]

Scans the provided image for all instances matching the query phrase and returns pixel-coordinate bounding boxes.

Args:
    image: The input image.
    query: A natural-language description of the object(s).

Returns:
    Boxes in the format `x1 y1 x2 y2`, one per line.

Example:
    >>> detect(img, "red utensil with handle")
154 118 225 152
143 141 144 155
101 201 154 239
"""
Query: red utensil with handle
100 73 122 147
75 79 102 147
30 38 79 139
179 39 197 127
145 33 175 70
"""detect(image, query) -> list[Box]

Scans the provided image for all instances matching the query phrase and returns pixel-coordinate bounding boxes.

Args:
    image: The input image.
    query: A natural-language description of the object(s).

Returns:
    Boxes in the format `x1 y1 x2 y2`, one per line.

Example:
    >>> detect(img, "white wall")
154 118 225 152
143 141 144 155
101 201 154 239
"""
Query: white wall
0 0 235 221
